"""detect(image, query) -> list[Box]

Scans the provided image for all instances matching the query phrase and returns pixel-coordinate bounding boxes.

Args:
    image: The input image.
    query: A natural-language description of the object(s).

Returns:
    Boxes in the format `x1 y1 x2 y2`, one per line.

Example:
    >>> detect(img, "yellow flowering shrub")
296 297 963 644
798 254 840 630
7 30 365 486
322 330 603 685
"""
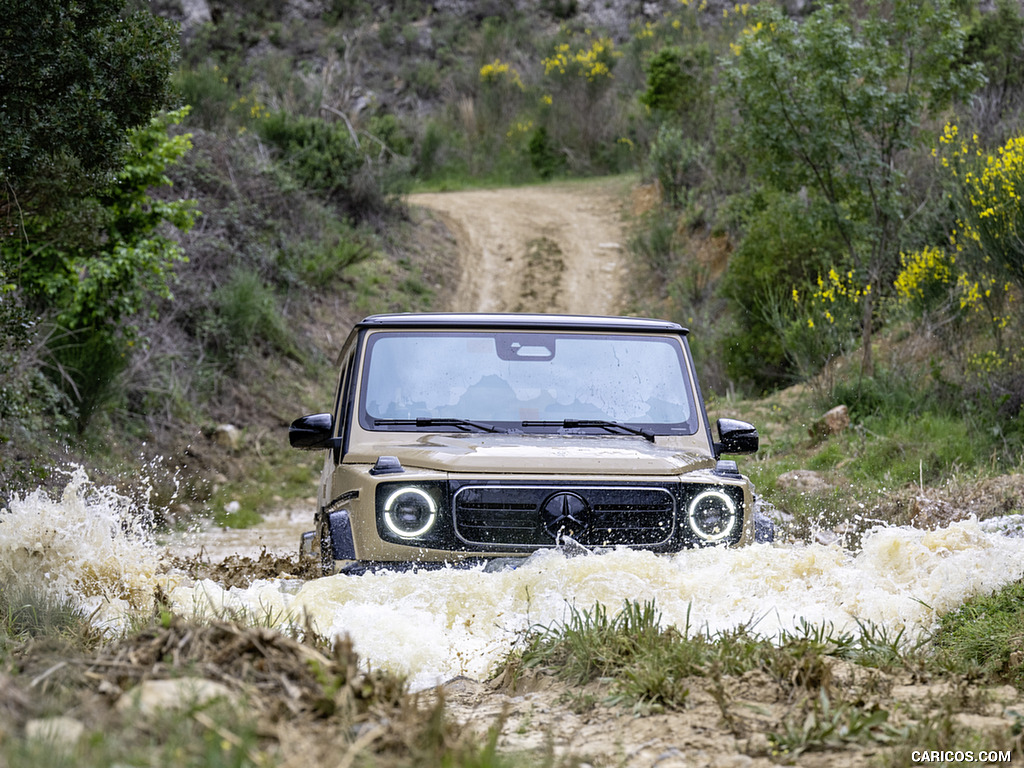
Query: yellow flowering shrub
774 266 868 387
921 123 1024 339
505 119 534 141
938 124 1024 317
542 34 620 82
793 267 871 328
729 20 768 56
228 94 268 131
966 349 1011 376
479 58 524 90
895 246 953 300
892 245 961 317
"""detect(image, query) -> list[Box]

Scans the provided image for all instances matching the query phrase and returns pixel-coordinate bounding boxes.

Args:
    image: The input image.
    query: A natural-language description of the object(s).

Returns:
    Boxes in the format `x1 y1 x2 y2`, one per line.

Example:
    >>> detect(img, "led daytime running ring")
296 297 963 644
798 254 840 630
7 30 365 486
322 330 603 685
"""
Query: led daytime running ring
383 487 437 539
687 489 737 543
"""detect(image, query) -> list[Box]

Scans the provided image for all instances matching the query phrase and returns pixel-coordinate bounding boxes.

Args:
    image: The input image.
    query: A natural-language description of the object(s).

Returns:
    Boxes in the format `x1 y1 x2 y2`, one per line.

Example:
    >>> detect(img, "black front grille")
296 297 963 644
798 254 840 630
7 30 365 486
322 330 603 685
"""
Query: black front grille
453 485 675 548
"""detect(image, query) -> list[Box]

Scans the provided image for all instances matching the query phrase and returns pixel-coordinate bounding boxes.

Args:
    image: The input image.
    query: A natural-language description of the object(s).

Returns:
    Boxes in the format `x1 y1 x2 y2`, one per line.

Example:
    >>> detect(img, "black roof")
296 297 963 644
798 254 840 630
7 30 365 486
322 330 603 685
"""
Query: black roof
356 312 688 334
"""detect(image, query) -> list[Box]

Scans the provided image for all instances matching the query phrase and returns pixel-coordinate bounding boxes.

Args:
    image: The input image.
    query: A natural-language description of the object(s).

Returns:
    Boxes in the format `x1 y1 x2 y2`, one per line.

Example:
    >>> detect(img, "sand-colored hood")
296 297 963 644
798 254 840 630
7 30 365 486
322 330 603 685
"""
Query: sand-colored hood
348 433 715 476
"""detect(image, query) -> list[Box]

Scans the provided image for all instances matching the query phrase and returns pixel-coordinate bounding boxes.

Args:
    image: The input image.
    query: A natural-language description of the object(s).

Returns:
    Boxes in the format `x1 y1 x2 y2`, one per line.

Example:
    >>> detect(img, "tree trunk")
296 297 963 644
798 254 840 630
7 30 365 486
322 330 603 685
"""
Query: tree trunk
861 289 874 377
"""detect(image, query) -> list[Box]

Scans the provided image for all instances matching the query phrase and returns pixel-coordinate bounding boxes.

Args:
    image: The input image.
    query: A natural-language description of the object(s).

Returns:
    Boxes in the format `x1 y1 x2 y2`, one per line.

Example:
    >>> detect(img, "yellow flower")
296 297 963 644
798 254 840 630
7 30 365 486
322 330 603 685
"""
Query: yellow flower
480 58 524 89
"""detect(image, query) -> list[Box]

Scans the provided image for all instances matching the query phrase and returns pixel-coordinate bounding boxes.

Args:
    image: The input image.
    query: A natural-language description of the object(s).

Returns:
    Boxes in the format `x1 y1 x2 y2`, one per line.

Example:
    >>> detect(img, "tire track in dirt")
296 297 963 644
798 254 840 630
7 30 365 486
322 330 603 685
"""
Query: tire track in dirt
408 179 631 315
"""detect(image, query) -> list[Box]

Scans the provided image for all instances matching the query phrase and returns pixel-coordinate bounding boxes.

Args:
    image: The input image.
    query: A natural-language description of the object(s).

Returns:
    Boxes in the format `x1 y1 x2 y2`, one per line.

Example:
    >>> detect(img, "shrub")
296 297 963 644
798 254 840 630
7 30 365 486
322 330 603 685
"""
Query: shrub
719 191 842 392
48 330 130 434
257 111 402 224
174 66 235 130
2 110 196 432
0 582 88 641
538 29 627 173
720 0 984 377
938 125 1024 337
962 0 1024 142
639 44 714 136
527 125 564 179
207 269 295 362
647 124 702 208
540 0 578 20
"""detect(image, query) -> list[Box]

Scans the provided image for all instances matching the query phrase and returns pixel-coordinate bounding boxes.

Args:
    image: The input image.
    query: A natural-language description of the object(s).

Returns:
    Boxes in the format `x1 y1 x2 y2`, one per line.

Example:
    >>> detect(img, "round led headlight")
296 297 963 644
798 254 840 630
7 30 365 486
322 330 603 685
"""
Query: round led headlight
687 489 738 543
383 487 437 539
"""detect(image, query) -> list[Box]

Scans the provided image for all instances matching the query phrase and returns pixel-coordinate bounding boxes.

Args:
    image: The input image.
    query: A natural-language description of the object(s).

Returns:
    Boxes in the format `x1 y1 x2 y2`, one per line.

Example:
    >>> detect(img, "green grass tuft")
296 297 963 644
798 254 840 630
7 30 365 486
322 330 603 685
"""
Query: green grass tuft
932 578 1024 689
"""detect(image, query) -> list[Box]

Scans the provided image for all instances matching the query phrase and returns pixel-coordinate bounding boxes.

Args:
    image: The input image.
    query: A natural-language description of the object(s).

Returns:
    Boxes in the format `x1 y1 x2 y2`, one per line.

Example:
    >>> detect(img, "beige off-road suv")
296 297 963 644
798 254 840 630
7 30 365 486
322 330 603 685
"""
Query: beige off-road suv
290 313 771 576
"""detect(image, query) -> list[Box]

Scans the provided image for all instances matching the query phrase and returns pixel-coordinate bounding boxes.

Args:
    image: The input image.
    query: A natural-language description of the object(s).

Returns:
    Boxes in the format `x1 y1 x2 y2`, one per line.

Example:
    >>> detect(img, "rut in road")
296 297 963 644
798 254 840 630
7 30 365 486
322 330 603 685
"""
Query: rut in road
409 179 632 316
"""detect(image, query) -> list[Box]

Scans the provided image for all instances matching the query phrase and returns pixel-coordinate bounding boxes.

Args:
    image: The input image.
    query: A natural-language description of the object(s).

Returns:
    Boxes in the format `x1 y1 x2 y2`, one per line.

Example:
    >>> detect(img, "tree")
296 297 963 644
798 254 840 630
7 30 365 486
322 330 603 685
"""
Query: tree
0 0 177 188
962 0 1024 141
721 0 983 375
13 109 196 336
3 109 196 431
0 0 180 430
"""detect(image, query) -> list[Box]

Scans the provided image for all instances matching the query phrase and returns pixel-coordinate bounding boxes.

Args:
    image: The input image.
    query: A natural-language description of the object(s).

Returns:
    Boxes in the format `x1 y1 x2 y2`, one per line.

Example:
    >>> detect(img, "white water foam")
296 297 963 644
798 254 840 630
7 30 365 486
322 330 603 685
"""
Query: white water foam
169 518 1024 690
0 468 161 629
4 473 1024 690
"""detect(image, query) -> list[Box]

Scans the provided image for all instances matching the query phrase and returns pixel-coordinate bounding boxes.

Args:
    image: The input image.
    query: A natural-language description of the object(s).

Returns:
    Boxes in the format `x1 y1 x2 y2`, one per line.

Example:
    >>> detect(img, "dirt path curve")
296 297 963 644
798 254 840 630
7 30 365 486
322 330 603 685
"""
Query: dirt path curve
409 178 632 315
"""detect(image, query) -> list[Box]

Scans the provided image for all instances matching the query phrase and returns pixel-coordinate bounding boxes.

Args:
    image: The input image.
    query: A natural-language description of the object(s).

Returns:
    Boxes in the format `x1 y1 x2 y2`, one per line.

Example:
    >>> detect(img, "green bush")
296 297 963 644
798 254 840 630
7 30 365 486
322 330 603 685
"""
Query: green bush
639 44 714 137
719 0 983 378
277 234 371 289
718 190 843 392
829 367 923 422
2 110 195 432
541 0 578 20
527 125 565 179
416 119 447 179
174 66 235 130
47 330 130 434
207 269 295 362
258 112 362 194
647 124 702 208
257 111 402 223
962 0 1024 142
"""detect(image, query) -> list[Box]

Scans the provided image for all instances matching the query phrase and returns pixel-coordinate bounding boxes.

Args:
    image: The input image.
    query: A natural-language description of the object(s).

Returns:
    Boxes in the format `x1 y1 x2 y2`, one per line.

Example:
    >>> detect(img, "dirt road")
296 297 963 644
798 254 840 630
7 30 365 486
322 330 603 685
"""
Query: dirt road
410 179 632 315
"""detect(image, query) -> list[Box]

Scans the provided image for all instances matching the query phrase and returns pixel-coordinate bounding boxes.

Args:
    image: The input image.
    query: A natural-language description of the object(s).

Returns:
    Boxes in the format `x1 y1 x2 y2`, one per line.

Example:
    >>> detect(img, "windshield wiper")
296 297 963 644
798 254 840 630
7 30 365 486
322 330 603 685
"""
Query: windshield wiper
520 419 656 443
374 418 506 434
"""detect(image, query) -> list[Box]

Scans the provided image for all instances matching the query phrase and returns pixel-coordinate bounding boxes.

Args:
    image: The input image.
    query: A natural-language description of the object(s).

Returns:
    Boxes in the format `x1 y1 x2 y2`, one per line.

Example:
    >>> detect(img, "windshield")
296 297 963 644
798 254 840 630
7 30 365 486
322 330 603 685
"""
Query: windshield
359 331 698 434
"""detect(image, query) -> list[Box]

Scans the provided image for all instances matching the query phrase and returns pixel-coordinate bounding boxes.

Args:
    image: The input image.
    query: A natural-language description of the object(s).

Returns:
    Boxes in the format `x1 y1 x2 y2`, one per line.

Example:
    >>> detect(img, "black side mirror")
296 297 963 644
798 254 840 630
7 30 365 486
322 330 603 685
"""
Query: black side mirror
715 417 758 456
289 412 340 450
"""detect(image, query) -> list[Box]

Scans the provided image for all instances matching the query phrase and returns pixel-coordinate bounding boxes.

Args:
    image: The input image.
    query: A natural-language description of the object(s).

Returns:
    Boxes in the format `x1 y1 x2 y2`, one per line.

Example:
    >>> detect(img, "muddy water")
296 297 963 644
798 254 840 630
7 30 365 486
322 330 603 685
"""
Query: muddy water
177 522 1024 690
4 471 1024 691
162 506 312 562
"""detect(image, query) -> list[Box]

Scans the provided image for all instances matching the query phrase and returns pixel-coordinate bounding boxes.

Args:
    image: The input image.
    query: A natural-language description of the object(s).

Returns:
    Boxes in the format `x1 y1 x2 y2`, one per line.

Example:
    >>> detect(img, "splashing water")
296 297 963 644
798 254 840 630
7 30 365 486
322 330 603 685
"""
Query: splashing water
4 472 1024 690
171 517 1024 690
0 468 161 629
